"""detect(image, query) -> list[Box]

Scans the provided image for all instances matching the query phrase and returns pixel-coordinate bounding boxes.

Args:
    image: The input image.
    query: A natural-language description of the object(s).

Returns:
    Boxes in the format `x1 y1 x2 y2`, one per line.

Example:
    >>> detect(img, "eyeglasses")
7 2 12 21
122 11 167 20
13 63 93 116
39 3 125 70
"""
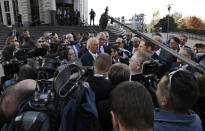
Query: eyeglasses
168 68 184 89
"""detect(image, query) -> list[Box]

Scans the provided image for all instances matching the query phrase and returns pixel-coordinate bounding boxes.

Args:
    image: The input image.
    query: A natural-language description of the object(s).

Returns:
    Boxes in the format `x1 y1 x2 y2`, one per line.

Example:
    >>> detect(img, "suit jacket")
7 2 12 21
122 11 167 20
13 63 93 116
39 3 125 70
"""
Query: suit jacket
123 40 133 52
171 62 196 73
151 52 171 73
8 32 20 38
178 44 190 50
87 76 112 102
86 76 113 131
81 51 95 66
159 49 176 66
103 44 110 54
19 35 36 44
78 46 88 58
71 44 80 58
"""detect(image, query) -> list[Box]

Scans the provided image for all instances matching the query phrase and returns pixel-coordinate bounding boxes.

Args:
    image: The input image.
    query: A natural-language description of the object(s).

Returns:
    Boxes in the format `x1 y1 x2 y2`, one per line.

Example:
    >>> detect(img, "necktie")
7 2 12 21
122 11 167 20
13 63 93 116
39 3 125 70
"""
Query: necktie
72 45 78 57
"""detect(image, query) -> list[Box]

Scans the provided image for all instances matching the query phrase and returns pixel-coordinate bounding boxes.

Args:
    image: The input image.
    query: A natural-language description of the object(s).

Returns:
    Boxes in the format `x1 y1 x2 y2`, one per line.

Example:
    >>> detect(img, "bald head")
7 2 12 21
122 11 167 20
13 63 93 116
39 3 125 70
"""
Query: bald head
66 33 74 42
0 79 37 120
153 36 162 44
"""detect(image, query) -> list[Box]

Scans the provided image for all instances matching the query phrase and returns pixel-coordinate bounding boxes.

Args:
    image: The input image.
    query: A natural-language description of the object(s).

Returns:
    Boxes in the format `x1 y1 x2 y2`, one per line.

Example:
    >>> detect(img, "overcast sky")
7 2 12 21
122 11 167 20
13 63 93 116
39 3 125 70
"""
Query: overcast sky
88 0 205 24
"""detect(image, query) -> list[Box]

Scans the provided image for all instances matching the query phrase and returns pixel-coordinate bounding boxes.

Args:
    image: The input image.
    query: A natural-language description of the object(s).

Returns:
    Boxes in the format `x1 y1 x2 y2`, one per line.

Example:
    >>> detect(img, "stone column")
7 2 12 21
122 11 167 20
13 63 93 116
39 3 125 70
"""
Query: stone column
0 0 7 25
8 0 15 25
42 0 56 24
38 0 44 23
73 0 79 11
17 0 31 27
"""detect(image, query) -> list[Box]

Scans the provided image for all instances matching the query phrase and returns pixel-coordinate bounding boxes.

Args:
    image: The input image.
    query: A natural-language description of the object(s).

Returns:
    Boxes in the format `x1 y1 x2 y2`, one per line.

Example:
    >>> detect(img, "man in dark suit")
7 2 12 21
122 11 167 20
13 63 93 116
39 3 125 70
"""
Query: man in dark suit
123 31 133 51
81 37 99 66
169 37 180 52
153 35 175 66
97 32 110 54
78 37 88 58
130 37 140 54
139 39 170 71
8 28 20 38
171 48 196 73
179 34 190 49
19 29 35 45
86 53 112 131
87 53 112 101
104 31 111 53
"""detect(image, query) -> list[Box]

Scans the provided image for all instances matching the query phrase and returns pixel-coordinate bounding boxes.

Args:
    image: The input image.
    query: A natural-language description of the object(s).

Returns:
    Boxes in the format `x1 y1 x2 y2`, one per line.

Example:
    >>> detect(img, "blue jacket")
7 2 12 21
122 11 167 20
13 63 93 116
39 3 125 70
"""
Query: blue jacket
171 62 196 73
154 109 203 131
59 86 99 131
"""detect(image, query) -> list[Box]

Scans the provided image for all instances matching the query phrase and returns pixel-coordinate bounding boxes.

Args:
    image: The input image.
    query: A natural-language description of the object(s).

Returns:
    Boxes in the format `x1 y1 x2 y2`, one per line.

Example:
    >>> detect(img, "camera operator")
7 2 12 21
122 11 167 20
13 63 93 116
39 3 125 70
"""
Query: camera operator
3 59 39 88
129 50 150 75
154 69 202 131
0 79 37 129
60 47 76 64
129 50 160 107
18 64 38 81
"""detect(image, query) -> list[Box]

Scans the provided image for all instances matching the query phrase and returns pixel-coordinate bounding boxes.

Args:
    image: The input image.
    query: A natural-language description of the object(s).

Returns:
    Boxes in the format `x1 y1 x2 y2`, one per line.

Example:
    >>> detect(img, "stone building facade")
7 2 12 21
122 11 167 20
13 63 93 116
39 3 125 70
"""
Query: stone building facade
0 0 88 26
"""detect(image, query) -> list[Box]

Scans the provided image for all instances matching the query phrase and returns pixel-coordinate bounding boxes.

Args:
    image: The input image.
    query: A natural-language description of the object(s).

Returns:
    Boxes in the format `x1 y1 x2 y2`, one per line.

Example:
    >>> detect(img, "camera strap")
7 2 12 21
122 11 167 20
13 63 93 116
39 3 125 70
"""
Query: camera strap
29 112 48 131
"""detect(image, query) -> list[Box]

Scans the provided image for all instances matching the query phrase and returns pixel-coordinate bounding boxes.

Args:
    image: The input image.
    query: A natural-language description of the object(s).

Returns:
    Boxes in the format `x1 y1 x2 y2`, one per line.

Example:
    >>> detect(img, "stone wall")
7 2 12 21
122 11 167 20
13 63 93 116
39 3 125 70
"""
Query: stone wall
17 0 31 27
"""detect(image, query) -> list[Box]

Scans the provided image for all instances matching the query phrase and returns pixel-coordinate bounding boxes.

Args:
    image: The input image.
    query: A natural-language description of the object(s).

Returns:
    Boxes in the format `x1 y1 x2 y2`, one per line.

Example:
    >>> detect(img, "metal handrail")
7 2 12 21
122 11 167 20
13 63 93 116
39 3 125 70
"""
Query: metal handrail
80 17 97 34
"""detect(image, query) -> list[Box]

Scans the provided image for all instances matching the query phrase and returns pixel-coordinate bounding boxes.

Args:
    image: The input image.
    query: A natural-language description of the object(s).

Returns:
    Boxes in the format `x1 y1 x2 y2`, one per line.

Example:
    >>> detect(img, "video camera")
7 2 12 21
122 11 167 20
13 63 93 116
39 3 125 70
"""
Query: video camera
9 63 88 131
117 48 132 58
131 59 163 107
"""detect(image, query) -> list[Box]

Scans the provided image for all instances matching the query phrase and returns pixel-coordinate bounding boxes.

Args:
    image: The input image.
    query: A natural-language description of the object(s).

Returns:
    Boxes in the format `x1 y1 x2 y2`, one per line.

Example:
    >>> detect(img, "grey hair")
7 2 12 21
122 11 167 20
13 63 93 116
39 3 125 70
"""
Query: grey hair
97 32 106 39
87 37 99 49
131 37 140 43
183 48 195 60
134 50 151 64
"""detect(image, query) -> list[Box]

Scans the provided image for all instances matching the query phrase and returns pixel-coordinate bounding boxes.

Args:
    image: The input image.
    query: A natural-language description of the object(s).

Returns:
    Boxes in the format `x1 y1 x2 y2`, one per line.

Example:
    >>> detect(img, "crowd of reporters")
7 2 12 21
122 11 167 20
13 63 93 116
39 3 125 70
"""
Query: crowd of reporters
0 28 205 131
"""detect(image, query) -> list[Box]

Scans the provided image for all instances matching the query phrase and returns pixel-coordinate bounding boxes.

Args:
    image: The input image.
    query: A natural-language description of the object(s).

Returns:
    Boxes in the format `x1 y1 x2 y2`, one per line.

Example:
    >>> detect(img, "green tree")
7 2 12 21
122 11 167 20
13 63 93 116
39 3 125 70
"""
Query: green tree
154 15 178 32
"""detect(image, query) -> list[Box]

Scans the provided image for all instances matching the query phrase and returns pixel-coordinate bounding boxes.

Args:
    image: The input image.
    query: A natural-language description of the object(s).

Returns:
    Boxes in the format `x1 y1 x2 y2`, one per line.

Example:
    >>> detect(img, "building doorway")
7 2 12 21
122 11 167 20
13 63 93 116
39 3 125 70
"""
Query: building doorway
56 0 74 25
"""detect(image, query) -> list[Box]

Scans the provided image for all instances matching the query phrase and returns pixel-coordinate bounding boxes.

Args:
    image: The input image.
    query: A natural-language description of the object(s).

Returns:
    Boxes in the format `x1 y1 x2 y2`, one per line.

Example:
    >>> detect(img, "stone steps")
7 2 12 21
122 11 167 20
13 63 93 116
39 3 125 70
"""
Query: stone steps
0 25 124 49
